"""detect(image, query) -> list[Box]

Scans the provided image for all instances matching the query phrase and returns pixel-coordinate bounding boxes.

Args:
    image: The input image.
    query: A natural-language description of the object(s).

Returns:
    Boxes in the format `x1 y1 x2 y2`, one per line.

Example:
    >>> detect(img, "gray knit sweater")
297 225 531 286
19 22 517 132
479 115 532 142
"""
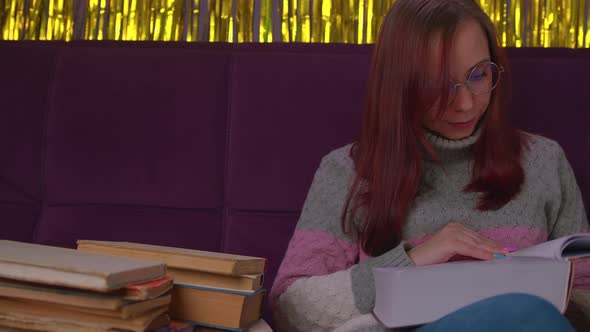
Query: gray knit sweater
270 131 589 331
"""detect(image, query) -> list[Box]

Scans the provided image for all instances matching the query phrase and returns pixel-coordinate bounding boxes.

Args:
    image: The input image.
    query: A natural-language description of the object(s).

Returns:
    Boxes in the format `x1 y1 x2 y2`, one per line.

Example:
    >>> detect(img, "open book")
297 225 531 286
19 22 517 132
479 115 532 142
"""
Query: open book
373 233 590 329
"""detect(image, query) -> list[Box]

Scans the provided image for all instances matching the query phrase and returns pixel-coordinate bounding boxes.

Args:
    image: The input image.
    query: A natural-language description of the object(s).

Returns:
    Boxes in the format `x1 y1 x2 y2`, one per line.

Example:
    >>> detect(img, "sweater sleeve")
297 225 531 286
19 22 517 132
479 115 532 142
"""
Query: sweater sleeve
545 144 590 288
269 147 414 332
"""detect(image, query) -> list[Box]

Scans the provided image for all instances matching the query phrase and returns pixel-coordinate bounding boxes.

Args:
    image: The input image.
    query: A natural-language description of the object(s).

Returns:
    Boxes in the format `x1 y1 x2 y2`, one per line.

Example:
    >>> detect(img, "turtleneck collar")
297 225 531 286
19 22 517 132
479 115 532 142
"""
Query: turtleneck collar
423 127 482 162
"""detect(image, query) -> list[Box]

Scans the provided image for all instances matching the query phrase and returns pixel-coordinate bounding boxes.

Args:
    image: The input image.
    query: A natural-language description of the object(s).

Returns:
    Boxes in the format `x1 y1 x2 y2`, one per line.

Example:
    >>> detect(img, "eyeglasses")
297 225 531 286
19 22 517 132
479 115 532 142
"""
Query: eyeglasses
448 61 504 102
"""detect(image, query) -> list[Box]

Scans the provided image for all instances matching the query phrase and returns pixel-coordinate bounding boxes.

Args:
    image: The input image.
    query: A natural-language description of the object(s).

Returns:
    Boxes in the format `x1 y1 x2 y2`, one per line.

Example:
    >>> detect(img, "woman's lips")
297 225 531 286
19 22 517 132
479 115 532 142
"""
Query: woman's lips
447 118 475 129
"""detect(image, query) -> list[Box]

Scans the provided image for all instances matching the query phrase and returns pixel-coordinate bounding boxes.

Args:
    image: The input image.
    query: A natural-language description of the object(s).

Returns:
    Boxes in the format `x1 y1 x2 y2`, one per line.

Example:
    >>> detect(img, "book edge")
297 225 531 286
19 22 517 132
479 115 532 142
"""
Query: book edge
77 240 265 263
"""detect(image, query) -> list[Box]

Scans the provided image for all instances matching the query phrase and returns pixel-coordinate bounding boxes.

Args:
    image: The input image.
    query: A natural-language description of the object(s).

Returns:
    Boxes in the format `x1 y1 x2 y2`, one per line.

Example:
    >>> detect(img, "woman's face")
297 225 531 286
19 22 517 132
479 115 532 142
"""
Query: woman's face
422 19 492 140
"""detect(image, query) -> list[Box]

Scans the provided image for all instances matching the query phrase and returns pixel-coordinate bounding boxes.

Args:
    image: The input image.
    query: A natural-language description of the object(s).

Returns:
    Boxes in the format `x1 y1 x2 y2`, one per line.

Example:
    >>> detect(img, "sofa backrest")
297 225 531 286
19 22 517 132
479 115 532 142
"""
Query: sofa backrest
0 42 588 324
507 48 590 211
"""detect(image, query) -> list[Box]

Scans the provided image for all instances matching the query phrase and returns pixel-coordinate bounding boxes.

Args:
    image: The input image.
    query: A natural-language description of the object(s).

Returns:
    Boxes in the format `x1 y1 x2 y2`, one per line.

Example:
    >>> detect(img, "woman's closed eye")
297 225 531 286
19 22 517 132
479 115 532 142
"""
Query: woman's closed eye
470 70 487 81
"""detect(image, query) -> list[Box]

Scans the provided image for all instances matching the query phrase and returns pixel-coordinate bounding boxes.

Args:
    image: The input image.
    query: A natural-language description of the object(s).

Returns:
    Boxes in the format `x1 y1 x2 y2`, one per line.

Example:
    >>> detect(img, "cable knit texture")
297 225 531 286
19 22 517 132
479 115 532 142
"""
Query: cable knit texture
270 131 589 332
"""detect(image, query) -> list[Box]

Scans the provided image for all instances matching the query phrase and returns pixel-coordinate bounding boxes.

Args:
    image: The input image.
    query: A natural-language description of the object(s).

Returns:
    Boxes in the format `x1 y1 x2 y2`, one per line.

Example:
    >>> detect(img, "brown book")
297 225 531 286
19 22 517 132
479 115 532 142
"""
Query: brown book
0 314 170 332
0 240 166 292
0 278 126 310
169 284 264 329
167 267 263 292
33 294 172 319
0 298 168 332
77 240 265 276
0 277 172 311
125 275 173 300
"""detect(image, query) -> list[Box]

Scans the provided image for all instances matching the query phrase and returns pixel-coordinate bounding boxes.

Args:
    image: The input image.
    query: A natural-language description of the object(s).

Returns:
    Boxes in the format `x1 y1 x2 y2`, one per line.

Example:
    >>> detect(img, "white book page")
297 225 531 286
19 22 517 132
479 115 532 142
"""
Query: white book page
508 237 570 260
509 233 590 260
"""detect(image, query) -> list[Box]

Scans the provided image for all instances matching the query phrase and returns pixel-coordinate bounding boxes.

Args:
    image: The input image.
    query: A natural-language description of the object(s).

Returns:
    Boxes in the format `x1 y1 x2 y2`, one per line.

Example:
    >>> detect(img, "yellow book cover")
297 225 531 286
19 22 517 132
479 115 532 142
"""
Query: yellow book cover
170 284 264 329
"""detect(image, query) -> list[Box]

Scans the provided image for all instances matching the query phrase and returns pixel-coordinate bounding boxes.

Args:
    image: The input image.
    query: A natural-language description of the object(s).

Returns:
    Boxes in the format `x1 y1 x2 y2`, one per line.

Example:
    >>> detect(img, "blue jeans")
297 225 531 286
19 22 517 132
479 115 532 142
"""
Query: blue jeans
414 293 574 332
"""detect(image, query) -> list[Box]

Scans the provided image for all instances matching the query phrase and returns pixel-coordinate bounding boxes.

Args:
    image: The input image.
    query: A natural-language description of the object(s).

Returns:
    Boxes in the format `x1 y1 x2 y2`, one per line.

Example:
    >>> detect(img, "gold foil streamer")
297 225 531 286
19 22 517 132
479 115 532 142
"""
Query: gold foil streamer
85 0 107 40
282 0 313 42
0 0 588 47
366 0 395 43
341 0 356 44
208 0 233 41
281 0 293 41
259 0 273 42
185 0 200 42
316 0 337 43
477 0 508 45
117 0 149 41
237 0 253 42
1 0 26 40
1 0 73 40
356 0 366 44
85 0 187 41
157 0 183 41
26 0 46 40
299 0 311 42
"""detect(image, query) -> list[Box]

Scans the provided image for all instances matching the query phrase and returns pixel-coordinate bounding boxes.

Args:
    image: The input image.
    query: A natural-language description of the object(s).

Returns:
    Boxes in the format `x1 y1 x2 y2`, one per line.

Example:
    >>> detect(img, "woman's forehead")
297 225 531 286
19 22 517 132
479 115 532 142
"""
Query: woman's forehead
426 19 491 78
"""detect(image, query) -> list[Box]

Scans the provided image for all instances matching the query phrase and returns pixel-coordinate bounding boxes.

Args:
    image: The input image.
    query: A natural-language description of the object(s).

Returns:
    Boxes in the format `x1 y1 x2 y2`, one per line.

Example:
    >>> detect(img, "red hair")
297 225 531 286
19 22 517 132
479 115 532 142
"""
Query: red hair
343 0 526 256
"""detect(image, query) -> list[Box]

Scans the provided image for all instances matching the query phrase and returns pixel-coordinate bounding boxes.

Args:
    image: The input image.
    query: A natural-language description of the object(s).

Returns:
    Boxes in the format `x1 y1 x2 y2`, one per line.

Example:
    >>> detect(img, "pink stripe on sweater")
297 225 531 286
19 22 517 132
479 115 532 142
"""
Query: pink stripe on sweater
269 229 358 308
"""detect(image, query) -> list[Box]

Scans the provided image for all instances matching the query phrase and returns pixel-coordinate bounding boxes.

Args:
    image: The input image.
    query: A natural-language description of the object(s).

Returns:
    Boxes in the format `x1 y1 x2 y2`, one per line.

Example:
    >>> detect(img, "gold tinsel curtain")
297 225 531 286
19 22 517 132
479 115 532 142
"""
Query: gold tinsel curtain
0 0 588 47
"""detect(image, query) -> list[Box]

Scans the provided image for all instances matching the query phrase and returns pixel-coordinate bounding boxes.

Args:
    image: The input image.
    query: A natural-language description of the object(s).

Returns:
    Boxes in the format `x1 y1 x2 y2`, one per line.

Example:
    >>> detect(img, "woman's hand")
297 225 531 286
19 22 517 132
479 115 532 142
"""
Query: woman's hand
407 222 506 266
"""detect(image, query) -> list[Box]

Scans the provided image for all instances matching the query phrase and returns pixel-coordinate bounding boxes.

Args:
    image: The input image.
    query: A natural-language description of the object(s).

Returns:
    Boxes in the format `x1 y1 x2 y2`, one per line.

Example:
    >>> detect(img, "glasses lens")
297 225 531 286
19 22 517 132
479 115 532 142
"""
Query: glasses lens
468 62 500 95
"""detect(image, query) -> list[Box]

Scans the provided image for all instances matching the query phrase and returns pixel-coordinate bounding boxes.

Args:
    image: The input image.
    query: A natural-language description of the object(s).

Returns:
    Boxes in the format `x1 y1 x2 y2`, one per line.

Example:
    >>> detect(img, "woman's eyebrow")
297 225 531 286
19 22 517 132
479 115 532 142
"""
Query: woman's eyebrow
457 58 491 80
466 58 492 72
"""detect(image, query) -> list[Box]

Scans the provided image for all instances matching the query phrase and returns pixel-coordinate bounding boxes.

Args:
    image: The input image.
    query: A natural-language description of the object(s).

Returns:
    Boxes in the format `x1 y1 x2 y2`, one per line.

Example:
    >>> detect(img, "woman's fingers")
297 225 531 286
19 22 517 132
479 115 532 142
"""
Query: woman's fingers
460 228 505 253
457 237 499 259
409 222 507 266
456 238 497 260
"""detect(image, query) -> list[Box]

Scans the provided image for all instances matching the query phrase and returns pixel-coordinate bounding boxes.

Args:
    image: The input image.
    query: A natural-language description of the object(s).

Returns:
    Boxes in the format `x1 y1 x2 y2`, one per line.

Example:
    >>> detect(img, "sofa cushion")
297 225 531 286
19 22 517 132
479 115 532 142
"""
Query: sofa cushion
0 203 40 242
0 43 53 203
34 205 223 250
509 54 590 212
44 45 230 208
225 45 370 212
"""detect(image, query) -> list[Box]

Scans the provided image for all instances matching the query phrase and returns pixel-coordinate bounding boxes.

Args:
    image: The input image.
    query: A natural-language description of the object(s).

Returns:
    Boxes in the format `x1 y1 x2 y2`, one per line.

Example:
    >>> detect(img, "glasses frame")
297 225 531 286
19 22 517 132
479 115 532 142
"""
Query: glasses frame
449 61 505 99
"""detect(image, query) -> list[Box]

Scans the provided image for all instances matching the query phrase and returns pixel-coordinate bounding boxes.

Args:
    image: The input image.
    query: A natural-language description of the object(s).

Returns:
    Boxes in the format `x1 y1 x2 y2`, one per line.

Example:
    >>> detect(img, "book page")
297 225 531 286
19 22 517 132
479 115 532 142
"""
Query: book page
560 236 590 258
509 233 590 260
509 238 570 260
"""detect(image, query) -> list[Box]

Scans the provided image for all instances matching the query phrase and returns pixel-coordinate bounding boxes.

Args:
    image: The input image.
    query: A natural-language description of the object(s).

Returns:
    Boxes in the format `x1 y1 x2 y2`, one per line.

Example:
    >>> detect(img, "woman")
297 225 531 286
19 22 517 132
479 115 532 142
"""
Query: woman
270 0 589 331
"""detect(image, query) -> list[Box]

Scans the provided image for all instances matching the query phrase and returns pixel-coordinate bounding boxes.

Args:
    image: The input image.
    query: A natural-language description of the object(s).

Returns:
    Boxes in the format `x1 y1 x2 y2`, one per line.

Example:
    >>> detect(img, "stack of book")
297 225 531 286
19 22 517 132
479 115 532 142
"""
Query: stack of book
0 240 173 332
77 240 269 332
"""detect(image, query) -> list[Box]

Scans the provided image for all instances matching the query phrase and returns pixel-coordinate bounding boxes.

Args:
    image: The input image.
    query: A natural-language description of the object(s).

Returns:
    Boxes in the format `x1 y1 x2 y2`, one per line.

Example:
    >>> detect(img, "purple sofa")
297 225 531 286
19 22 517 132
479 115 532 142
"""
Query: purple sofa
0 41 588 327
